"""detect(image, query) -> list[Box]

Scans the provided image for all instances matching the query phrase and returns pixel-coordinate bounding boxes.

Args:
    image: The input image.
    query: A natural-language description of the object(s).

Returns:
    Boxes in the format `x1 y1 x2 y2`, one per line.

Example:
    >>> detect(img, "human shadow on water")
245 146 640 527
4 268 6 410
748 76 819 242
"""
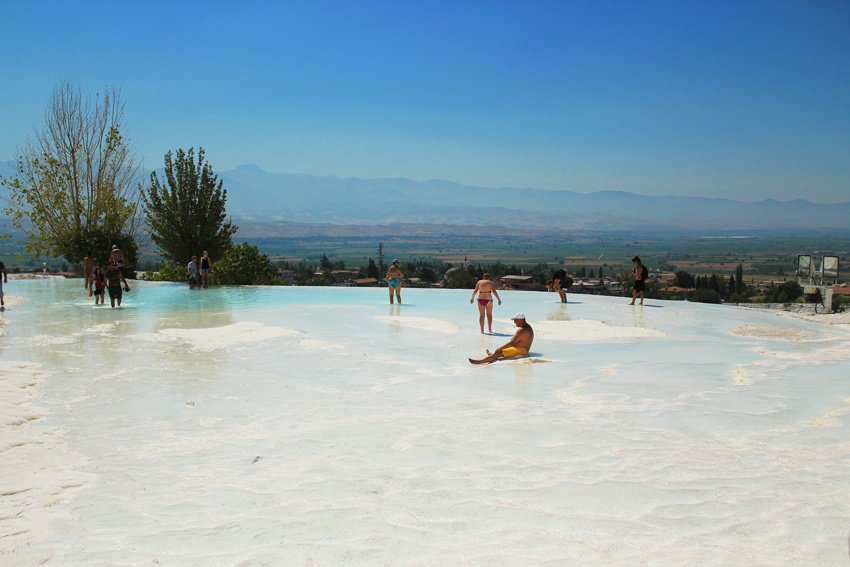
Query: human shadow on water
486 332 513 337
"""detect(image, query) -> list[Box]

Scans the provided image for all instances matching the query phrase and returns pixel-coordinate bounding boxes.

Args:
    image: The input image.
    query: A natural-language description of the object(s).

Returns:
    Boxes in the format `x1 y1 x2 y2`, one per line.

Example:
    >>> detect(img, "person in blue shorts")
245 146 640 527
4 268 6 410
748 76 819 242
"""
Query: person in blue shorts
386 259 404 304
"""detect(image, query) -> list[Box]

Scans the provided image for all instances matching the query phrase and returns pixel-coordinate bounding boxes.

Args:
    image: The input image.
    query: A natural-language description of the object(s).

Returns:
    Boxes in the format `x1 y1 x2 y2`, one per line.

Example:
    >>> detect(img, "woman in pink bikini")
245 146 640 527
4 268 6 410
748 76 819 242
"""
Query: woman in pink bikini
470 273 502 334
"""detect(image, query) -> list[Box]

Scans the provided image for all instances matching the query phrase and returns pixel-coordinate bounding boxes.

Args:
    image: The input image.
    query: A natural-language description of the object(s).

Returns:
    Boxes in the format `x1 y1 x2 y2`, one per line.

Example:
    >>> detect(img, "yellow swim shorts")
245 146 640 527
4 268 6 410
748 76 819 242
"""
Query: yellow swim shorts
501 347 529 358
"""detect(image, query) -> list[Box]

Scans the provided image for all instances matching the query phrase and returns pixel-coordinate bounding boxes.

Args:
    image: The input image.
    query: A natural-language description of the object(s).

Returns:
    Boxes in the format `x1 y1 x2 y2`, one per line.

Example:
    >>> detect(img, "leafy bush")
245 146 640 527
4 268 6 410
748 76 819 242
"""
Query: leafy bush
444 267 477 289
139 262 186 282
214 242 279 285
687 288 722 304
832 295 850 313
764 281 803 303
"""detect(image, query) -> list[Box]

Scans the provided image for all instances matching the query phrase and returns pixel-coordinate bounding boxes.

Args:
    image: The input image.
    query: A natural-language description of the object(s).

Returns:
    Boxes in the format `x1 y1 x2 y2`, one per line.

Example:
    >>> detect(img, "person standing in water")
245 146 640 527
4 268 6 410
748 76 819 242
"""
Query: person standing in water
469 313 534 364
386 259 404 304
104 262 129 308
629 255 648 305
552 268 568 303
187 255 199 289
470 272 502 333
92 264 105 305
199 251 212 288
83 256 94 296
0 260 7 309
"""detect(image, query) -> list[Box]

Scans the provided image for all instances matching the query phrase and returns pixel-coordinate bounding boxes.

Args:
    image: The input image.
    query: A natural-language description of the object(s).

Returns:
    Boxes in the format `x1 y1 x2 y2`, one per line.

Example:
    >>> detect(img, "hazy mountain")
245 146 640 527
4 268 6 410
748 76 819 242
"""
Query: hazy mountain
4 160 849 233
218 164 850 231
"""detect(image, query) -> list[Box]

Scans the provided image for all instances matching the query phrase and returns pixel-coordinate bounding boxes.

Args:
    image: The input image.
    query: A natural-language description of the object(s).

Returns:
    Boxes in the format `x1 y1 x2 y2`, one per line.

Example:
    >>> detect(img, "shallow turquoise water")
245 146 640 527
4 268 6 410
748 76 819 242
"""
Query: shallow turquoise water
2 278 849 565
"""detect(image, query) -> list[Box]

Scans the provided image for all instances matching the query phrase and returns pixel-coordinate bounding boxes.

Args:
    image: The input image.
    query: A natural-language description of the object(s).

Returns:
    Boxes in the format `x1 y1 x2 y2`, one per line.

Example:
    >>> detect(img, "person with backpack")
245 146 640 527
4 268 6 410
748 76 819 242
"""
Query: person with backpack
629 256 648 305
551 268 569 303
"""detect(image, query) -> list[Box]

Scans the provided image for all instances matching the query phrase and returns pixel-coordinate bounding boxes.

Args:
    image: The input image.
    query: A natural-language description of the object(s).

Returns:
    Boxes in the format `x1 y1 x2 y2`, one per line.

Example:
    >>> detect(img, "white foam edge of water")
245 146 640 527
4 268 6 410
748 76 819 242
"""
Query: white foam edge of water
374 315 460 334
533 319 665 341
131 321 302 352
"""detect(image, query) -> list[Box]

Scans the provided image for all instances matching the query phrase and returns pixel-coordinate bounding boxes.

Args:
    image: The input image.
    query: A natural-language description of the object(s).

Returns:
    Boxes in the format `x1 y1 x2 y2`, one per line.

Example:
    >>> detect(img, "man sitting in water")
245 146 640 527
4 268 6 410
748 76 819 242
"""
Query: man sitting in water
469 313 534 365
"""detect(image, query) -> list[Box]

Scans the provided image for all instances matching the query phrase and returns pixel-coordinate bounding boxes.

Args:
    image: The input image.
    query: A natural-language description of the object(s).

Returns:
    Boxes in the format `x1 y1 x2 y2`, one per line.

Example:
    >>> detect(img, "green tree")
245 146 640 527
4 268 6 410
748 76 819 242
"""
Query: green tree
687 288 722 304
709 274 719 292
68 227 138 270
674 270 695 288
765 281 803 303
366 258 379 279
445 267 477 288
142 147 237 264
1 83 143 264
416 265 438 284
213 242 279 285
735 263 744 294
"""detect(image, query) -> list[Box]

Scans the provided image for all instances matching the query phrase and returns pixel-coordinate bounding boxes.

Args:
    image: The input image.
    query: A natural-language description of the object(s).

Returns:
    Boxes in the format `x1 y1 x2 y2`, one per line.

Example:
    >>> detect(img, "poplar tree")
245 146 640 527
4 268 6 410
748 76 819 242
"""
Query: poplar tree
366 258 379 278
735 263 744 294
143 147 237 264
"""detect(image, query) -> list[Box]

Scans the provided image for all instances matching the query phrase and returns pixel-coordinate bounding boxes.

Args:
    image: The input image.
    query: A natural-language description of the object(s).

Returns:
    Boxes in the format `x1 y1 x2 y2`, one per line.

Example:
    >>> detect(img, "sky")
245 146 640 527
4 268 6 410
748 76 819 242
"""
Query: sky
1 0 848 202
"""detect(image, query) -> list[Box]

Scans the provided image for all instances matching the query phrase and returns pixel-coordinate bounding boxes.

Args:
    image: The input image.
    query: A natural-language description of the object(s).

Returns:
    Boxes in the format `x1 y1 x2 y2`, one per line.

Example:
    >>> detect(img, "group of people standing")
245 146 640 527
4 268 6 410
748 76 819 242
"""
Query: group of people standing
467 256 649 364
384 256 649 364
83 245 130 308
187 251 212 289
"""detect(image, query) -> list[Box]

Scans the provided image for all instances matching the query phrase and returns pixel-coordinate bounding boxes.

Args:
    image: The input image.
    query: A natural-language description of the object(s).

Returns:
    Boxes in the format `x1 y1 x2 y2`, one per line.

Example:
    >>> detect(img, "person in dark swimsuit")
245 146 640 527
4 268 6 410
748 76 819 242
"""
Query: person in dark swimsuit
199 251 212 288
629 256 648 305
470 273 502 333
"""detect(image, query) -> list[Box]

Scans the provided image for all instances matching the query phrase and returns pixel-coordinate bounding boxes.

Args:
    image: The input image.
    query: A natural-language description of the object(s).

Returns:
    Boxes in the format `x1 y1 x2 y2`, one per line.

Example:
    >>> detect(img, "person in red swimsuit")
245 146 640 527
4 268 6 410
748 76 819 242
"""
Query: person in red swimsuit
470 273 502 334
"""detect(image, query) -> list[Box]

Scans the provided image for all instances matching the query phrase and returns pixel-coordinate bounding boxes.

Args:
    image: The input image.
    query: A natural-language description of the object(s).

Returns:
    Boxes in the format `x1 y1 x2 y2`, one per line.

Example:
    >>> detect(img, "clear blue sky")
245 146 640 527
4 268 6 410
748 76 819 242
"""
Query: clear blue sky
1 0 848 202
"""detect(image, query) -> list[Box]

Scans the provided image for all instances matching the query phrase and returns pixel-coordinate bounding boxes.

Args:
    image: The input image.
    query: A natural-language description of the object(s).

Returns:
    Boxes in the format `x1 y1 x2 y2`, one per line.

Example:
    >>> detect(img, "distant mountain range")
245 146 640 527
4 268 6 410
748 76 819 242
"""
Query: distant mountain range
4 160 849 233
216 164 850 232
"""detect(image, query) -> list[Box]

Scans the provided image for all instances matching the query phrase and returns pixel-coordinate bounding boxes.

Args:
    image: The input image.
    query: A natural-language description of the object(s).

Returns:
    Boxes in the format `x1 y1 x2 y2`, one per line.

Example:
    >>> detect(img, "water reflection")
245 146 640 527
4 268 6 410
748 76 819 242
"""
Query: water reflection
546 302 571 321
